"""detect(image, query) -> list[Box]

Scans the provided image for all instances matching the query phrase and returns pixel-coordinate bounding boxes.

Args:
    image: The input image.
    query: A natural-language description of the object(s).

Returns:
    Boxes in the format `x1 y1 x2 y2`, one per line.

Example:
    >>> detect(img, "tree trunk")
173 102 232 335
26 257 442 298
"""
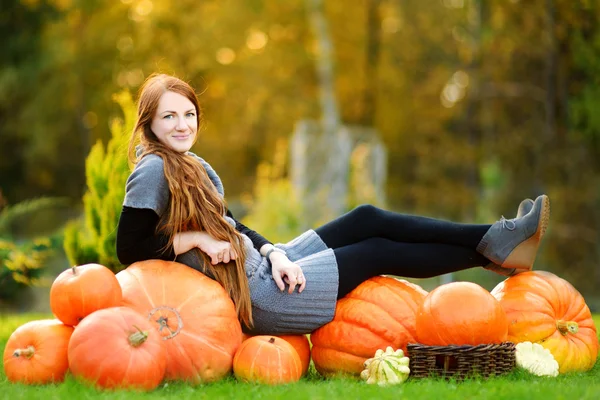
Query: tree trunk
304 0 340 134
360 0 381 126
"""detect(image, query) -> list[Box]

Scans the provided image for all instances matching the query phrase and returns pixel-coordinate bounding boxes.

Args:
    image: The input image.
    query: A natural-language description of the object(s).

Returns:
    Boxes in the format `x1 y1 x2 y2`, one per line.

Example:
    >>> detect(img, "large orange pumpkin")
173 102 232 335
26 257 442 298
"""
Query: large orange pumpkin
233 336 302 384
50 263 122 326
243 333 311 376
68 306 166 391
491 270 599 373
416 281 508 346
310 276 428 376
3 319 73 384
116 260 242 383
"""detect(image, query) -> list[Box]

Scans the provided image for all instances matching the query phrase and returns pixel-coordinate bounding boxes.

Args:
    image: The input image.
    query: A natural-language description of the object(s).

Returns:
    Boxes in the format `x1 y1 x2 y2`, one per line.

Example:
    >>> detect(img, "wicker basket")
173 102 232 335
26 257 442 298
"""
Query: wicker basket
407 342 516 380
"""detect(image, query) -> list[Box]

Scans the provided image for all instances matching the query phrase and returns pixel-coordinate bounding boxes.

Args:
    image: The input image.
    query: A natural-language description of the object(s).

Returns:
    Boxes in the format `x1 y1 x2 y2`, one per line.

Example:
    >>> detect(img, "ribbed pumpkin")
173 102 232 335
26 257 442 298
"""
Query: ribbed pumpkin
310 276 428 376
50 263 122 326
116 260 242 383
68 307 166 390
416 281 508 346
243 333 311 376
233 336 302 384
3 319 73 384
491 270 599 373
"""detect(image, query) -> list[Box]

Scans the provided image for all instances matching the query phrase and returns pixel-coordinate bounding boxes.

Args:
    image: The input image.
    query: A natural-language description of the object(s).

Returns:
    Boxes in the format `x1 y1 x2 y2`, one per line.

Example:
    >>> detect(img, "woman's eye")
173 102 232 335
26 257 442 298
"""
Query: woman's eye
163 114 173 119
186 112 196 118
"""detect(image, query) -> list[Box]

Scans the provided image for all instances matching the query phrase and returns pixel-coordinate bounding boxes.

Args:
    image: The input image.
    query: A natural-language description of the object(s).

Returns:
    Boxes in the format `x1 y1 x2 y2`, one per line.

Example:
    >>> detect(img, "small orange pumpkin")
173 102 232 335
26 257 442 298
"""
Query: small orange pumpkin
491 270 599 373
68 306 167 391
310 276 428 376
50 263 122 326
3 319 74 384
233 336 302 384
416 281 508 346
243 333 311 376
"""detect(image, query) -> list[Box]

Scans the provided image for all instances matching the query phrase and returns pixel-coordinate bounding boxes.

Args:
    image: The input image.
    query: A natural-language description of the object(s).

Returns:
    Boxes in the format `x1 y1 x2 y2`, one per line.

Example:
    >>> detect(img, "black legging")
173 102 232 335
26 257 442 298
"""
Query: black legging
314 205 492 298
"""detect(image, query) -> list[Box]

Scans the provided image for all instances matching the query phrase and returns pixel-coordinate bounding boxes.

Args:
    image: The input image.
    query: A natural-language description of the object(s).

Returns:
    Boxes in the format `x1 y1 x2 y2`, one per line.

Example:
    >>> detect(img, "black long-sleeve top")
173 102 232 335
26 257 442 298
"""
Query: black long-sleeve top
116 206 271 265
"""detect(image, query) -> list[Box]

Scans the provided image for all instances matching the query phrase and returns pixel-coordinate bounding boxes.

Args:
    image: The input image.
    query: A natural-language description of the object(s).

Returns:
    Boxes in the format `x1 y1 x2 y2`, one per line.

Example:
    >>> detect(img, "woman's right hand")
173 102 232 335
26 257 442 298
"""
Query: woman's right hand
174 231 236 265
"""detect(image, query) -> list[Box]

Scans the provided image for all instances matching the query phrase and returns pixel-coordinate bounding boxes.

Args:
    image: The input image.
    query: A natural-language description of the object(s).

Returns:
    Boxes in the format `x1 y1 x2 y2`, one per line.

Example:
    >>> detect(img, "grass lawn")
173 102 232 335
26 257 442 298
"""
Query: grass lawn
1 313 599 400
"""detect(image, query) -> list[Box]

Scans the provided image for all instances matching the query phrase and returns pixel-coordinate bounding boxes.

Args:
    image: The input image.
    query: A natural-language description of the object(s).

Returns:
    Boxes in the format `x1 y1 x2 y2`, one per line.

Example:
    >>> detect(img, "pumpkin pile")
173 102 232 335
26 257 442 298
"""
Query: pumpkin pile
312 270 598 383
3 260 310 389
3 261 599 389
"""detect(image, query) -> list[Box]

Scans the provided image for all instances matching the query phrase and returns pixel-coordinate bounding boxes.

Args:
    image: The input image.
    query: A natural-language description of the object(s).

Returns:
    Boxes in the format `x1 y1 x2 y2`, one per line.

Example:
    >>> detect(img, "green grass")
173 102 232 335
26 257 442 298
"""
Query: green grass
1 314 599 400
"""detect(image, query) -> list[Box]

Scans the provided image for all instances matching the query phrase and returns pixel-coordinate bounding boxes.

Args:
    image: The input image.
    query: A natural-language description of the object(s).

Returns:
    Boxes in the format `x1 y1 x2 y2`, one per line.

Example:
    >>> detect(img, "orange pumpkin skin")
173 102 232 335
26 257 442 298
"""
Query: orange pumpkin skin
491 271 599 373
233 336 302 384
3 320 73 384
416 281 508 346
50 263 122 326
310 276 428 376
243 333 311 375
116 260 242 383
68 306 166 391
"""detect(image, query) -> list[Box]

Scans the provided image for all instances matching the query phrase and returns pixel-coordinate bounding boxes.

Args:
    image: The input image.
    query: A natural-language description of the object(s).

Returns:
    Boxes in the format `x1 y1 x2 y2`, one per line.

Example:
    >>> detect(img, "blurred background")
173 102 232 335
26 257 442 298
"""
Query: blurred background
1 0 599 313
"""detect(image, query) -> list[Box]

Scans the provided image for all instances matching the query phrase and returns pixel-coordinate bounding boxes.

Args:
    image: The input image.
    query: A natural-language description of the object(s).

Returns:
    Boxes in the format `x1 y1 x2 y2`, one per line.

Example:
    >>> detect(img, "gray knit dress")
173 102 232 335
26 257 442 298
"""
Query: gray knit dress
123 153 339 335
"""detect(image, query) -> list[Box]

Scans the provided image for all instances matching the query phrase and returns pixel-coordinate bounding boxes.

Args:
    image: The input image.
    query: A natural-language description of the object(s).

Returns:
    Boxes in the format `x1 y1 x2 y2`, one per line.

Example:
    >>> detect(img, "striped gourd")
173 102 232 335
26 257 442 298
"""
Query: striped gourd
360 346 410 385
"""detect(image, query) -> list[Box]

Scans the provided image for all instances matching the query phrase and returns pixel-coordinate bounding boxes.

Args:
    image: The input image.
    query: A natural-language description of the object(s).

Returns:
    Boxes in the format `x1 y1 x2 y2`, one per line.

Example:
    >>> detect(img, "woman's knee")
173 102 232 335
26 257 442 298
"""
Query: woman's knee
351 204 381 220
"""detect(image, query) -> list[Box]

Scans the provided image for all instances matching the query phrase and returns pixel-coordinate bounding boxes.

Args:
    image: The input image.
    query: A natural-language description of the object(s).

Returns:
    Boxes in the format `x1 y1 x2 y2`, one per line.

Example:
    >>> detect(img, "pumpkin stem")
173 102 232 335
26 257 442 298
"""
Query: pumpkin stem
129 325 149 347
13 346 35 359
269 337 276 344
557 320 579 335
71 266 77 275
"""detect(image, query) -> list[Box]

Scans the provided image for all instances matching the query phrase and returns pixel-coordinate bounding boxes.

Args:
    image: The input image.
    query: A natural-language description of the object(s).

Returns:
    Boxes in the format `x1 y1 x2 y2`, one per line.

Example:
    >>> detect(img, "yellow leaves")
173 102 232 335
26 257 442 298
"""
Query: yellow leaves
0 238 52 287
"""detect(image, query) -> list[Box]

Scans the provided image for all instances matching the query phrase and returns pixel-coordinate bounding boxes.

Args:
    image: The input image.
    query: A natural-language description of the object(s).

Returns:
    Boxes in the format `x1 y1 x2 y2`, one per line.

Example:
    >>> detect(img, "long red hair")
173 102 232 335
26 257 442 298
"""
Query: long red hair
128 73 252 327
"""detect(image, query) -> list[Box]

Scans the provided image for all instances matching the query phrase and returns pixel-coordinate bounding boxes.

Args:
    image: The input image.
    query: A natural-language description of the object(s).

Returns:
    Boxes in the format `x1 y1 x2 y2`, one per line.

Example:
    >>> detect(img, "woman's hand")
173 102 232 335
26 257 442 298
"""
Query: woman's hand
174 231 236 265
270 252 306 294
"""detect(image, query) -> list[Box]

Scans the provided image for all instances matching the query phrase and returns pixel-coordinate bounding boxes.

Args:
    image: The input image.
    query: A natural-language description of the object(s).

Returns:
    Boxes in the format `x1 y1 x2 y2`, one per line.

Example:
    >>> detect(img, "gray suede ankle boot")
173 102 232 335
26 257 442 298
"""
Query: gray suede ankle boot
477 194 550 274
484 198 534 276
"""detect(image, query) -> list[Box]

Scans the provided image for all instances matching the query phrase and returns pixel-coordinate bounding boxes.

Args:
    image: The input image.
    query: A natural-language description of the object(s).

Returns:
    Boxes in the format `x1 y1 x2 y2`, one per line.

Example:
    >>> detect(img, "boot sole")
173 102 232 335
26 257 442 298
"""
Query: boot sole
500 195 550 271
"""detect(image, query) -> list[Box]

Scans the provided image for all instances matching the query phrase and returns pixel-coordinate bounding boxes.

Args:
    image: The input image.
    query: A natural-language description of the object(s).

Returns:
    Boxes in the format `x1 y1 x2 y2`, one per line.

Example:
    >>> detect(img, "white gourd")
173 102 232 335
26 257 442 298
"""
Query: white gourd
360 346 410 385
515 341 559 377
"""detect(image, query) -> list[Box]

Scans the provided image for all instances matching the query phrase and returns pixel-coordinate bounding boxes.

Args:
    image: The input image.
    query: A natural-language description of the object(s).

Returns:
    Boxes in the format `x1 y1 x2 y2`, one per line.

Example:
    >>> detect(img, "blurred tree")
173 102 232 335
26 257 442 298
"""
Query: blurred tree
0 0 58 202
1 0 600 304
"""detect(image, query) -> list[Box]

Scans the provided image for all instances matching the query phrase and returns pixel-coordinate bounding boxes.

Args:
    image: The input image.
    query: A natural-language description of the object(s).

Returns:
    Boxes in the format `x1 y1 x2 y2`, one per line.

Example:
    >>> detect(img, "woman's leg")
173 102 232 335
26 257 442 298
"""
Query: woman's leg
316 204 491 250
333 237 489 299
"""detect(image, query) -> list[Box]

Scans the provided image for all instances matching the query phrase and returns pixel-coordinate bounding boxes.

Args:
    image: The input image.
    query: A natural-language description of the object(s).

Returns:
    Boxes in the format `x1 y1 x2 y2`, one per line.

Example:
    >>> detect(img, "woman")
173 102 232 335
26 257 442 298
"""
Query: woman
116 73 550 335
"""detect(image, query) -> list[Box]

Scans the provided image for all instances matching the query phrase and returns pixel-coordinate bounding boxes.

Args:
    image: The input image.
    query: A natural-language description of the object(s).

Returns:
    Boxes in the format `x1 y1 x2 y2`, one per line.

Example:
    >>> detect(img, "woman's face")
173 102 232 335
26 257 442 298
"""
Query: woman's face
150 91 198 153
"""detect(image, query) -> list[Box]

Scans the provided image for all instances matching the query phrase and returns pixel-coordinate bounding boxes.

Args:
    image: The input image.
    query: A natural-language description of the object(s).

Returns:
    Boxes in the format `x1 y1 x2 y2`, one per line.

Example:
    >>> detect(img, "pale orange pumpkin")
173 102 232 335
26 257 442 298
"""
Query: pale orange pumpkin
243 333 311 375
233 336 302 384
116 260 242 383
310 276 428 376
50 263 122 326
416 281 508 346
3 319 73 384
491 270 599 373
68 306 166 391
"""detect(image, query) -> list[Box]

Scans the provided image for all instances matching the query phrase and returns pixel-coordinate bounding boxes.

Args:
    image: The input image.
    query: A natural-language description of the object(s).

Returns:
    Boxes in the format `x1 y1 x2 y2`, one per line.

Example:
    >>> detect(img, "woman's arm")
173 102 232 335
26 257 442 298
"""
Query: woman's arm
116 206 176 265
118 206 239 266
226 209 272 251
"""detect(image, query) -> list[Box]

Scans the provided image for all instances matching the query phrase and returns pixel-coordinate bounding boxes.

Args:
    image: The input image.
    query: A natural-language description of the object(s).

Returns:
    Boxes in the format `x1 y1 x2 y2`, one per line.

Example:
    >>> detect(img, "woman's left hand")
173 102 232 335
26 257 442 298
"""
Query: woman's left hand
270 253 306 294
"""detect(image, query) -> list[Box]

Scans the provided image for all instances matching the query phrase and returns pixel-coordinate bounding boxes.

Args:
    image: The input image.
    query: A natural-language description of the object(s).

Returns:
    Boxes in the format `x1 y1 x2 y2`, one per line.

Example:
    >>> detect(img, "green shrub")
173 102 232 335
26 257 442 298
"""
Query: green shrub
0 197 66 302
63 91 135 273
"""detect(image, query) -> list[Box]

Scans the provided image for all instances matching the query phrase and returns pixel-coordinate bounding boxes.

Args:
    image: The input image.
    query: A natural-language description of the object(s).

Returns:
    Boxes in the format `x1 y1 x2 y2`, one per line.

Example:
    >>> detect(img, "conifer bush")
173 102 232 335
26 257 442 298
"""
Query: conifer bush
63 92 134 273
